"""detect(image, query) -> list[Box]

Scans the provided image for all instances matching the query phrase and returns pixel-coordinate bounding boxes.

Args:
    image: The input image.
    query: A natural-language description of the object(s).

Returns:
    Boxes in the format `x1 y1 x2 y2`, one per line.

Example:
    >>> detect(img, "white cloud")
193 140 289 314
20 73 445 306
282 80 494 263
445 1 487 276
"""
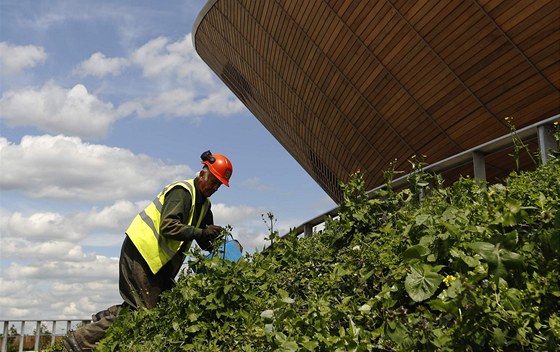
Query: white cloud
74 52 130 77
1 238 85 261
0 42 47 76
3 256 118 281
81 200 148 231
211 203 263 226
131 34 214 86
0 276 120 320
121 87 244 119
209 203 275 253
118 34 245 119
0 200 146 261
0 82 123 138
0 135 192 201
2 212 85 241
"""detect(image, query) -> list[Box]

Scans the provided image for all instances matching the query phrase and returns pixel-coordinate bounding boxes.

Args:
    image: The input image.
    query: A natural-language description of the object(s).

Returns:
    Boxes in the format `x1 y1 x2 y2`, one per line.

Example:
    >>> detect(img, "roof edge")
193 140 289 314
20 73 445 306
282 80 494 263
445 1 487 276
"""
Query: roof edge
192 0 219 52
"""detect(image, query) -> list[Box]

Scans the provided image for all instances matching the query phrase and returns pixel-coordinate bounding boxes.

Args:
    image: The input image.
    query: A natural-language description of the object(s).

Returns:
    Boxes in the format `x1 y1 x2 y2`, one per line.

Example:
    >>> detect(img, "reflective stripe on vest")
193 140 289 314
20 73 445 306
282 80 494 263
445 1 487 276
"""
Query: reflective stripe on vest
126 179 209 274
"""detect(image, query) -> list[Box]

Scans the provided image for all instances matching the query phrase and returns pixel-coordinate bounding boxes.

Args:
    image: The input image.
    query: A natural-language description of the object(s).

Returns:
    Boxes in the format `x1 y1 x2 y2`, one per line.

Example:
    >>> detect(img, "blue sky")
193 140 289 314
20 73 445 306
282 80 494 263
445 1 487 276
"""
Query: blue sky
0 0 335 319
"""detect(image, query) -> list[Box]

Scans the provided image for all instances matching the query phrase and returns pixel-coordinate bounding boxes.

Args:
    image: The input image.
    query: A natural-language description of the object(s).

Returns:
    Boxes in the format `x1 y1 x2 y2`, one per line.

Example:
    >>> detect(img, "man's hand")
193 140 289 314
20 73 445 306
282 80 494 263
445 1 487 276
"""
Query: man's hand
201 225 223 239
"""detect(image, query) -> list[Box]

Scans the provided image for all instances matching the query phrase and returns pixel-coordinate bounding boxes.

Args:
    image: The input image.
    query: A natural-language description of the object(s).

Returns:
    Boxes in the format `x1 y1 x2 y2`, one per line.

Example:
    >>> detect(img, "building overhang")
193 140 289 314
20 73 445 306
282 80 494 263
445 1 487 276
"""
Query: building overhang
193 0 560 202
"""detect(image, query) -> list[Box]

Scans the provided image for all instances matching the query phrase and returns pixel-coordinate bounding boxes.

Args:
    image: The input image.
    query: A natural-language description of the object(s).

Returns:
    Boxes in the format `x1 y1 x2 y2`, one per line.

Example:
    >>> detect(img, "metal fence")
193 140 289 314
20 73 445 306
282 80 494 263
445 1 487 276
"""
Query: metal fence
1 320 90 352
288 114 559 238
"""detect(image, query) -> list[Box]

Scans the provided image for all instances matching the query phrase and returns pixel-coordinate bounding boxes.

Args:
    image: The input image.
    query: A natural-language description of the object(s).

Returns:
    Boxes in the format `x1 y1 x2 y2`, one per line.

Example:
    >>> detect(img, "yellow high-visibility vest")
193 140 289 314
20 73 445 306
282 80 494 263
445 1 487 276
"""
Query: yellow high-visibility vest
126 179 209 274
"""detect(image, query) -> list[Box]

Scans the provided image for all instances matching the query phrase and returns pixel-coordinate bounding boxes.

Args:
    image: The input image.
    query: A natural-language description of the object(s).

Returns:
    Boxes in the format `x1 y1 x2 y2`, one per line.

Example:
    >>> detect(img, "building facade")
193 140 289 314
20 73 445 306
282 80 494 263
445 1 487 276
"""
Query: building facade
193 0 560 202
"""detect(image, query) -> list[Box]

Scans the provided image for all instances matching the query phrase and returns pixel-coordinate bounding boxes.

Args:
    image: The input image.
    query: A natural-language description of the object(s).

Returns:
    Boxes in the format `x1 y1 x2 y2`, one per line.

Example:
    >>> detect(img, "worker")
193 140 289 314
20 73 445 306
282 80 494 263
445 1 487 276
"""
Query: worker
64 150 233 352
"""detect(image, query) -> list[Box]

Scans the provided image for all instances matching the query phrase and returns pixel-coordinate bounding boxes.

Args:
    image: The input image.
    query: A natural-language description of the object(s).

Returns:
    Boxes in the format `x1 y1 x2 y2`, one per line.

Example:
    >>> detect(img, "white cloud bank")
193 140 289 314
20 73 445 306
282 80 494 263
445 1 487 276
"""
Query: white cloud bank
0 82 125 138
0 134 192 201
0 201 145 245
0 36 244 138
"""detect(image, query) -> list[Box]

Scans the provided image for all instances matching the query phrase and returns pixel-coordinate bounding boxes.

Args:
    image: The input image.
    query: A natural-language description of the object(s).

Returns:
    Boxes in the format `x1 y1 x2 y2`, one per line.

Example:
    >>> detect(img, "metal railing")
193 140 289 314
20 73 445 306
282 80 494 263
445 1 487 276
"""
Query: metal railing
1 320 90 352
288 114 559 238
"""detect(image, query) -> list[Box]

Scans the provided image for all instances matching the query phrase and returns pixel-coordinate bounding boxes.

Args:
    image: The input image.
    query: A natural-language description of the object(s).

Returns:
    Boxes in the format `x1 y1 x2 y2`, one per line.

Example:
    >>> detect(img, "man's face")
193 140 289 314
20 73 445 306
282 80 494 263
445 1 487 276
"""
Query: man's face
199 169 222 198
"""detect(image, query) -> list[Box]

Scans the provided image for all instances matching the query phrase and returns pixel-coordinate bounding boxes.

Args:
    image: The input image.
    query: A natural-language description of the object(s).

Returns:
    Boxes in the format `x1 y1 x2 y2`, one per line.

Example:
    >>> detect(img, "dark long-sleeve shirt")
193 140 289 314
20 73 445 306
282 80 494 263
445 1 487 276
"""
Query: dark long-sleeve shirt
159 178 216 251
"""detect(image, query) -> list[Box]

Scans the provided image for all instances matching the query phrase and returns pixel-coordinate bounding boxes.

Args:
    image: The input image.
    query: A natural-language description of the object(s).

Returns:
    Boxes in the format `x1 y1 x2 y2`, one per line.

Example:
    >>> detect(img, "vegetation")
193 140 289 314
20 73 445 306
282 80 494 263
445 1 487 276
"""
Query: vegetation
94 149 559 351
89 123 560 351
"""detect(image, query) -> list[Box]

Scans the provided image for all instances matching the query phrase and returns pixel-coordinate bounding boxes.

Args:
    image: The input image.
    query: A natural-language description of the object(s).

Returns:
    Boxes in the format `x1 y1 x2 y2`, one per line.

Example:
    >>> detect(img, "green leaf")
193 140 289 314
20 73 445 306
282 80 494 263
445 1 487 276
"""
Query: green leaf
301 340 318 350
470 242 495 254
402 244 430 261
358 304 371 313
500 250 524 268
506 199 522 214
415 214 431 225
502 230 519 250
469 242 524 281
442 206 458 221
428 298 457 313
280 338 301 351
275 332 287 344
503 212 517 226
405 265 442 302
260 309 274 323
432 328 452 348
503 288 523 311
349 318 360 337
265 323 274 335
186 324 200 333
492 327 507 346
461 254 480 267
282 297 295 304
384 320 409 345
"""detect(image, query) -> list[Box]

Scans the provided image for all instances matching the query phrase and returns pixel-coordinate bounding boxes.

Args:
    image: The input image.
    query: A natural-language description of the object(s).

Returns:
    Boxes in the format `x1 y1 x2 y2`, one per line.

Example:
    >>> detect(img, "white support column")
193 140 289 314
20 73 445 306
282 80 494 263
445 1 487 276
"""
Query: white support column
51 321 57 347
538 123 557 164
304 223 313 237
34 321 41 351
19 321 24 352
472 151 486 181
2 321 8 352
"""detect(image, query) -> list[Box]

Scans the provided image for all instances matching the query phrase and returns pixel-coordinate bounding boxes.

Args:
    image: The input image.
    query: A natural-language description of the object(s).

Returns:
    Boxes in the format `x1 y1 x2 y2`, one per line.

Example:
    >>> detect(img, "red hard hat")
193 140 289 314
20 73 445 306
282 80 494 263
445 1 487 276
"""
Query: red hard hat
201 152 233 187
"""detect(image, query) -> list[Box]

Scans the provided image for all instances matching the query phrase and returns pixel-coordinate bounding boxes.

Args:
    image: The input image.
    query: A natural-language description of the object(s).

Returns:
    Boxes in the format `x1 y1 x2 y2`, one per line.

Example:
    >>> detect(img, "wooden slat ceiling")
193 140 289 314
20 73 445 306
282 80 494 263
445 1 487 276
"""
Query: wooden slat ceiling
193 0 560 202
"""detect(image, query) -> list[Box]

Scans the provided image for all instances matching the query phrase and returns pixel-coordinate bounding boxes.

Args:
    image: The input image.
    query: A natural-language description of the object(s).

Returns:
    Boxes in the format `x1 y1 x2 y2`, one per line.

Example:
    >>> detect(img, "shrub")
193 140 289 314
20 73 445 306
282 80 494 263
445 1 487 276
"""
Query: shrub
98 157 559 351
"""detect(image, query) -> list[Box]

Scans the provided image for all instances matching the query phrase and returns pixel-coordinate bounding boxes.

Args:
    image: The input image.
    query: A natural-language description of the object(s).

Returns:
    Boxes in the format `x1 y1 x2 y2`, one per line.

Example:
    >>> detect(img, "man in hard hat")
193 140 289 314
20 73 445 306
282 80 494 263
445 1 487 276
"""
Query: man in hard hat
64 150 233 352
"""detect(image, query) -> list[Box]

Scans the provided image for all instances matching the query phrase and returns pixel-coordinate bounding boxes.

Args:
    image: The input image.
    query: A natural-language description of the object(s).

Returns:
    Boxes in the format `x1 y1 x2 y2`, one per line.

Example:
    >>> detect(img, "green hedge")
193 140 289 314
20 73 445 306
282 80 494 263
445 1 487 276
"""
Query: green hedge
98 156 559 351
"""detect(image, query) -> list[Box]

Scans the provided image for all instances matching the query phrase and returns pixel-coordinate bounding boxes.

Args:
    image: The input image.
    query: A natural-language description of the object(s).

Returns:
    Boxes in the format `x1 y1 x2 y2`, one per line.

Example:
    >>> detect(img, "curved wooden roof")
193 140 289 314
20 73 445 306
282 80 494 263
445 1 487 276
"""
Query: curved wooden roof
193 0 560 202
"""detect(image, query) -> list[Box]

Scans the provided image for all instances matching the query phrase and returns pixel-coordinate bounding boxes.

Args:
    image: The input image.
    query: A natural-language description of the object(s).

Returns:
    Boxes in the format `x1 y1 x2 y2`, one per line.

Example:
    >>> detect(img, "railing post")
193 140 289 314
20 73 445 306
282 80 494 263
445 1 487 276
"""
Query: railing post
303 223 313 237
35 321 41 351
2 321 8 352
19 321 24 352
538 123 557 164
472 151 486 181
52 321 57 346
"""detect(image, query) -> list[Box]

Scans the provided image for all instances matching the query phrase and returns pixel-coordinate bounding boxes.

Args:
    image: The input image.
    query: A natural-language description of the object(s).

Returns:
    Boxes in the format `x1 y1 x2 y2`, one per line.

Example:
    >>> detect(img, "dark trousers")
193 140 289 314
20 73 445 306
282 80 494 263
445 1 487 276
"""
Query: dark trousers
71 236 183 350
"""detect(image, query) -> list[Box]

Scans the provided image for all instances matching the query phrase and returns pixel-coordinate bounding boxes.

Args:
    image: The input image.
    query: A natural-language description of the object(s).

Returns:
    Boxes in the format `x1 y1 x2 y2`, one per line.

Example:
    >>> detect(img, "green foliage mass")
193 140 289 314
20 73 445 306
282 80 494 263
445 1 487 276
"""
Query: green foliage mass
98 158 560 351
